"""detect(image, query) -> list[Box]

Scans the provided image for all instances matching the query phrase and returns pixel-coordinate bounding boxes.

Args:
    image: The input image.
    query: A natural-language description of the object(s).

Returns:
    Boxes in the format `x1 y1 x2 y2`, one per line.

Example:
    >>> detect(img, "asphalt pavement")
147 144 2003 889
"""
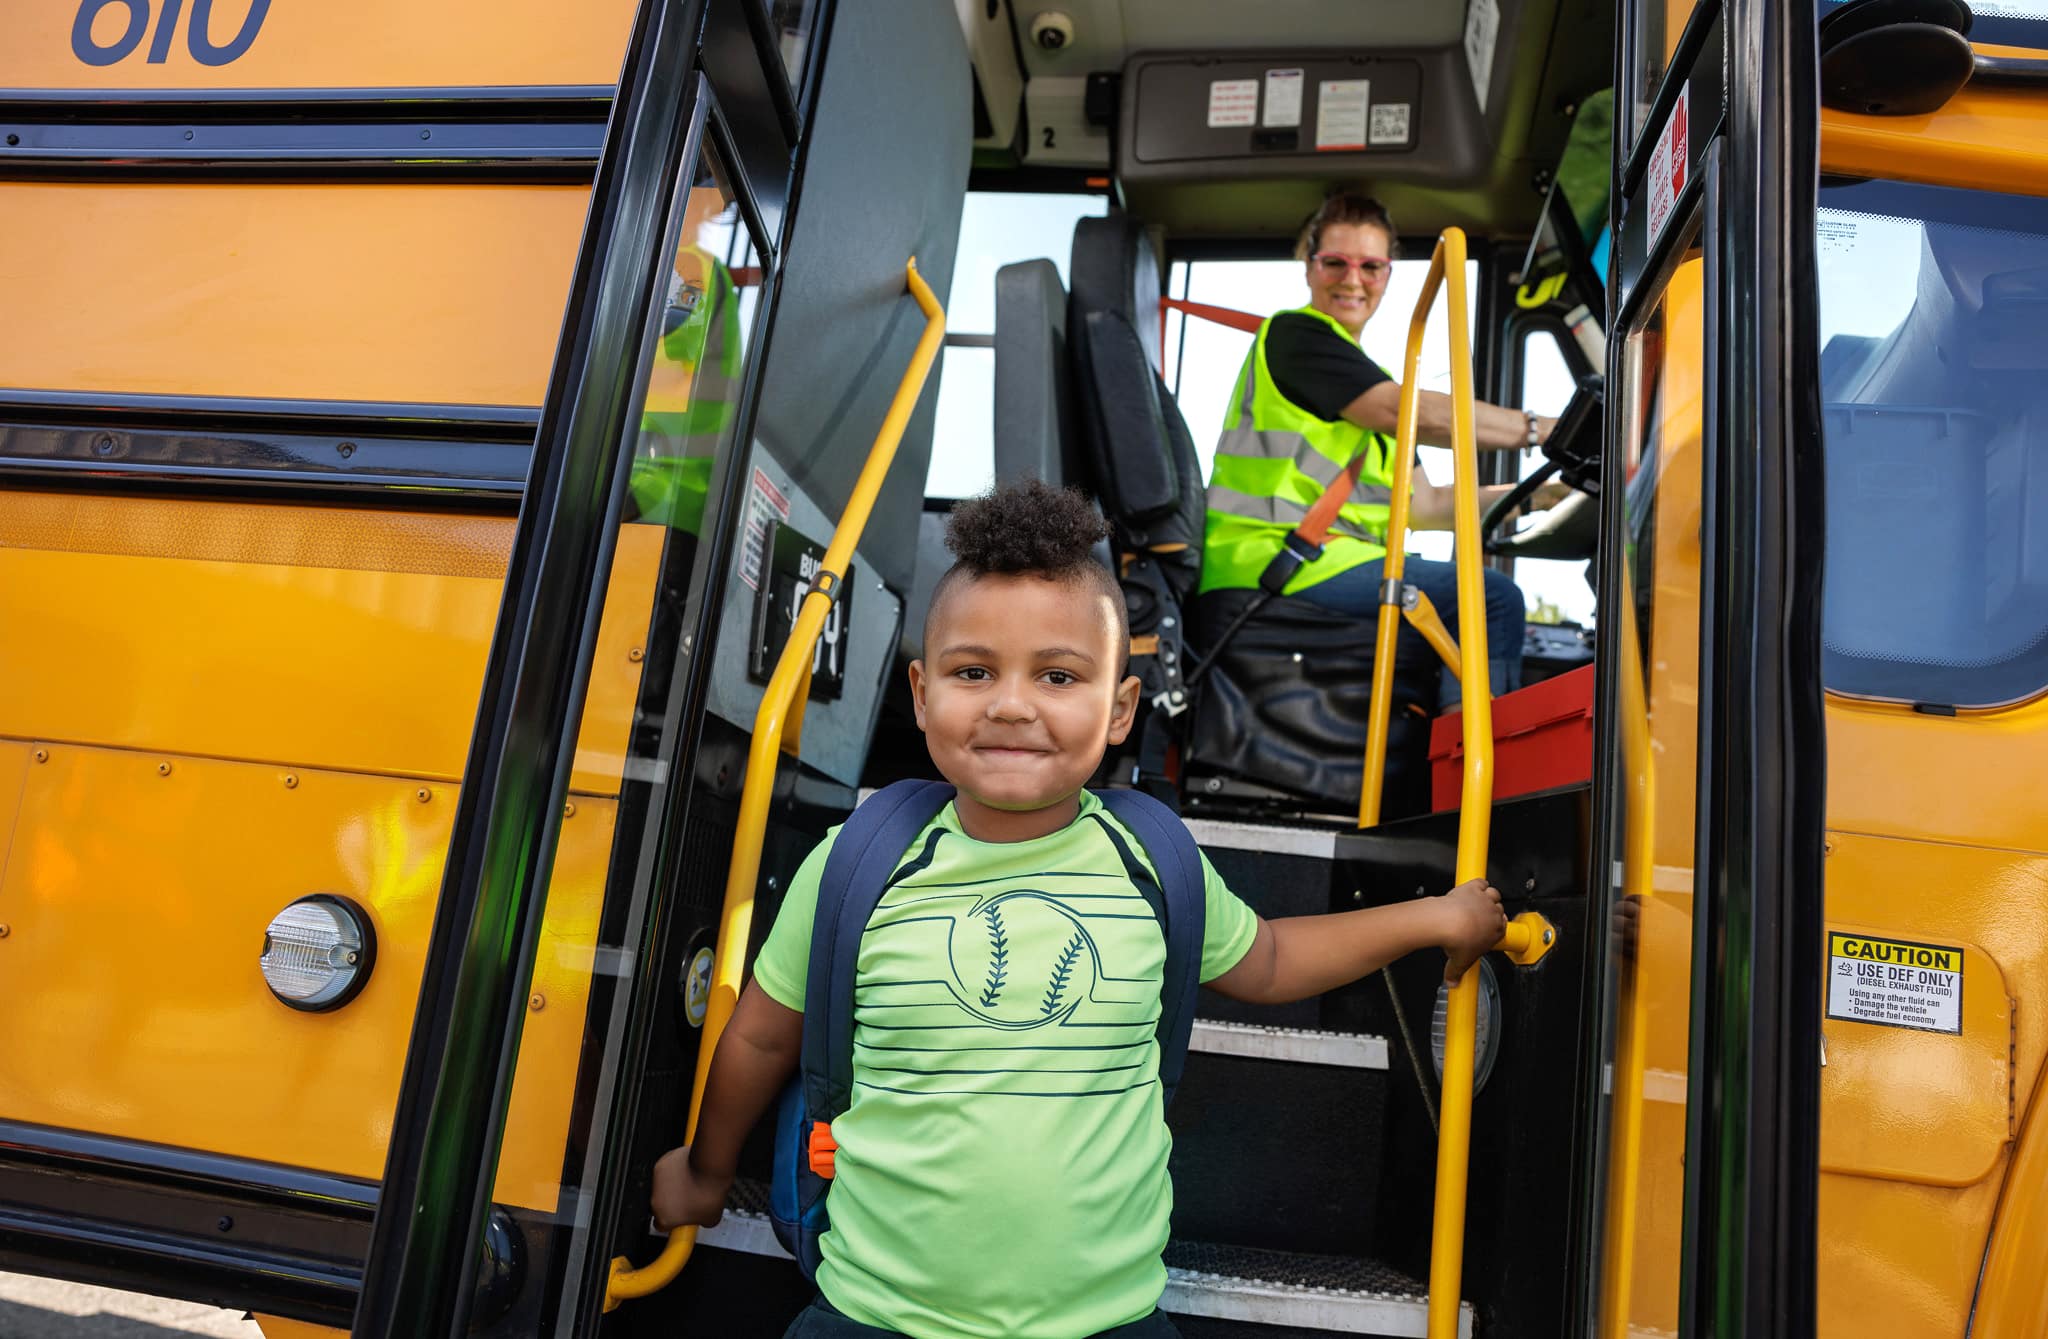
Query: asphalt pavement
0 1275 263 1339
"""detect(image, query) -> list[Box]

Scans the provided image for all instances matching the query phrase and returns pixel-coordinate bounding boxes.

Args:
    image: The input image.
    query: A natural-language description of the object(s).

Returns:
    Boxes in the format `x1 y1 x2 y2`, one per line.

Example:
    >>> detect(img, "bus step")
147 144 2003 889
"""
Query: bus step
692 1186 1463 1338
1163 1238 1471 1338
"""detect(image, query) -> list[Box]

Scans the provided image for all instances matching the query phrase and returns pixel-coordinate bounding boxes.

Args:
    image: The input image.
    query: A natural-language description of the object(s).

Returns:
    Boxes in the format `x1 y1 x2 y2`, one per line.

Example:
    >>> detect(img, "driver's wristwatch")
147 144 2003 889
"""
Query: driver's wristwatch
1523 409 1542 448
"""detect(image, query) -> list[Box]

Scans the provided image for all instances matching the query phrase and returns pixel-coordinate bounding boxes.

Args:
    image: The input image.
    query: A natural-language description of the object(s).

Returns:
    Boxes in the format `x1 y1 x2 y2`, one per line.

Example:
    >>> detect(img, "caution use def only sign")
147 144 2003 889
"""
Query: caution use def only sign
1827 932 1964 1035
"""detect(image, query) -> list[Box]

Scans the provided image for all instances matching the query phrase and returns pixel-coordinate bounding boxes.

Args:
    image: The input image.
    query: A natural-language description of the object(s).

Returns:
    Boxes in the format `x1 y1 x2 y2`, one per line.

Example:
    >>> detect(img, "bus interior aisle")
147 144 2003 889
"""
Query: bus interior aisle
6 0 2048 1337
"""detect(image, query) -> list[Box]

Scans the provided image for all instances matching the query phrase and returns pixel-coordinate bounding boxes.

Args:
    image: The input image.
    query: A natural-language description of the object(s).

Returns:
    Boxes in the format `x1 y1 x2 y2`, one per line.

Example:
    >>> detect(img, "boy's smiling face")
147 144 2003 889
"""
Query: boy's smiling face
910 571 1141 843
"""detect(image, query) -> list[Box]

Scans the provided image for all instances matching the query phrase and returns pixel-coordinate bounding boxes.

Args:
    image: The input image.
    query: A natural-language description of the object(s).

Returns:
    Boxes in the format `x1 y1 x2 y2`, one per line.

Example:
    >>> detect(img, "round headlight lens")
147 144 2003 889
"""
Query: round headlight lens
1429 956 1504 1096
260 895 374 1011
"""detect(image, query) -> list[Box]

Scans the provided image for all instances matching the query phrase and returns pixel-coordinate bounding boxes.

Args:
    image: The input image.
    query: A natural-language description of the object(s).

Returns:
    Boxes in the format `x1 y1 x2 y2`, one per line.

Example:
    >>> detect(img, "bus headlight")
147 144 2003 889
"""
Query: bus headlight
260 895 375 1011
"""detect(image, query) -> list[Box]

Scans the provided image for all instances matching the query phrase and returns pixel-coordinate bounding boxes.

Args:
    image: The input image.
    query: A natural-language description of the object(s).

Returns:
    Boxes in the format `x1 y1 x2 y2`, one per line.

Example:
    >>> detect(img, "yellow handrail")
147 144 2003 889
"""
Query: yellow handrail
1351 229 1545 1339
605 258 946 1310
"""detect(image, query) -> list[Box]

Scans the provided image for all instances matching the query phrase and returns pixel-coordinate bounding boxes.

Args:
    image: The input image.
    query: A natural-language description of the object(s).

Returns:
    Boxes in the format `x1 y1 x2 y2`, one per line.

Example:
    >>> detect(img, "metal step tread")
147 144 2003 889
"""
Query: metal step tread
1188 1018 1389 1069
699 1183 1468 1337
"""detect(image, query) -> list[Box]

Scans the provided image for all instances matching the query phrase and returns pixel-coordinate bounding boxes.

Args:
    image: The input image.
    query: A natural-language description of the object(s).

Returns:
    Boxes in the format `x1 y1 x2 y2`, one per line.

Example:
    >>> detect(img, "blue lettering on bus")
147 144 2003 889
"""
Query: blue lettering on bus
146 0 185 62
185 0 270 67
71 0 150 66
70 0 269 67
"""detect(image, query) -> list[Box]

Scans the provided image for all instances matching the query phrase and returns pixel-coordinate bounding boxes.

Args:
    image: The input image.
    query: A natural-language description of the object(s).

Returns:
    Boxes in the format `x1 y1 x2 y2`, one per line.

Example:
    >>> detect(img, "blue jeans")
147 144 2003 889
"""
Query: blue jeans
784 1299 1181 1338
1294 556 1525 706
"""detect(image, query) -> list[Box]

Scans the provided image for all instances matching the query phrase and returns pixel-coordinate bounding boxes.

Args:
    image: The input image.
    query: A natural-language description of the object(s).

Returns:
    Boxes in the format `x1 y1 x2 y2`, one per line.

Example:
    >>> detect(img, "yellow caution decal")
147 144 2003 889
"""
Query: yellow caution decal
1827 931 1964 1035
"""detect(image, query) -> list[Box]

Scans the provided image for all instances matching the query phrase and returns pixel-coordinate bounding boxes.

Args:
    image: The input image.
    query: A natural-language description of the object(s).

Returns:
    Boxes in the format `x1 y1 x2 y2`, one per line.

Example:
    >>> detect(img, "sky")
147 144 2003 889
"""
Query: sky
928 191 1595 625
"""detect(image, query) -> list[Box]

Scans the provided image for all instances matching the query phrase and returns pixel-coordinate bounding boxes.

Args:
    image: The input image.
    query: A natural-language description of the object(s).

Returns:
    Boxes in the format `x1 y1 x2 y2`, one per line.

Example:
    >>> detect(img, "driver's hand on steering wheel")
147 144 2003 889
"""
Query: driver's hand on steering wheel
1523 479 1573 513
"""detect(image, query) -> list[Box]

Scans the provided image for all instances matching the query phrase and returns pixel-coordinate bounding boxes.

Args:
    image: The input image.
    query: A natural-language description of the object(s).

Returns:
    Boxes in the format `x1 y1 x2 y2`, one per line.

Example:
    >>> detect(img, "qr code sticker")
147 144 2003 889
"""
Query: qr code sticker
1369 103 1411 145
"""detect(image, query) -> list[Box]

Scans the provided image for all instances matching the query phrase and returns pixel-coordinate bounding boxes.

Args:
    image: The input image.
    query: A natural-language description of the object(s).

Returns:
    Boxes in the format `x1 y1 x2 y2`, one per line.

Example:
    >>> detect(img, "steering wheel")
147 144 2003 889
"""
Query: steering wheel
1482 374 1604 559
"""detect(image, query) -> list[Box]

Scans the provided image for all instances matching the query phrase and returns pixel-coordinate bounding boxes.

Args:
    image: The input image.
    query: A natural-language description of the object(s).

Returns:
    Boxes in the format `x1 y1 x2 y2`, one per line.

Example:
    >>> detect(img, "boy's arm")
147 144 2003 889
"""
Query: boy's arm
651 979 803 1230
1206 879 1505 1005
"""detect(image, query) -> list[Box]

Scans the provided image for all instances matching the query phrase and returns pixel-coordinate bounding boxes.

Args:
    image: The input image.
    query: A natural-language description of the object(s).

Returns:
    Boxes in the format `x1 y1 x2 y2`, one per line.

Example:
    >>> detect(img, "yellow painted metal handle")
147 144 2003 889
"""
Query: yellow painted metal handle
1400 587 1462 684
1356 239 1445 830
604 258 946 1311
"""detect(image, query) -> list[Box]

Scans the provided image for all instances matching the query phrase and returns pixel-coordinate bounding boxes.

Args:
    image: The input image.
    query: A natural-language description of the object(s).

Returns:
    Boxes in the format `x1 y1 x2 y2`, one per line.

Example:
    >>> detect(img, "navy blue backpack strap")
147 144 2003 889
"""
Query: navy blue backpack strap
1093 787 1206 1108
773 777 954 1276
803 777 957 1121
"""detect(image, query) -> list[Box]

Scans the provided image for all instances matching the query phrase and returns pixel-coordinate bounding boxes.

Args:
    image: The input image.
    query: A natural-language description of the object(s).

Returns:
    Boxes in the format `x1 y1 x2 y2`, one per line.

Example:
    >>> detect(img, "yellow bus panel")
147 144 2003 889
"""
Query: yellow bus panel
0 494 662 795
0 1 636 92
0 182 585 407
0 743 612 1210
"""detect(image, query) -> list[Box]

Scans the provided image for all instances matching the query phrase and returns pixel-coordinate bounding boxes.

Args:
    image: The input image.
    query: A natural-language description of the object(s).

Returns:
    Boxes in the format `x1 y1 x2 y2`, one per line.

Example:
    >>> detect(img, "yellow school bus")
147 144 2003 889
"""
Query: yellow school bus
3 0 2047 1336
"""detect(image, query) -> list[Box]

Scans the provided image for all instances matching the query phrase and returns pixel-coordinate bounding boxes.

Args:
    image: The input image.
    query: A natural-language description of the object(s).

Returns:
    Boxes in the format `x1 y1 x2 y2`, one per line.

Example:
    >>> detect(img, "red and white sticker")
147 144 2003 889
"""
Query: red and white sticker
1206 78 1258 128
740 466 791 591
1645 83 1689 245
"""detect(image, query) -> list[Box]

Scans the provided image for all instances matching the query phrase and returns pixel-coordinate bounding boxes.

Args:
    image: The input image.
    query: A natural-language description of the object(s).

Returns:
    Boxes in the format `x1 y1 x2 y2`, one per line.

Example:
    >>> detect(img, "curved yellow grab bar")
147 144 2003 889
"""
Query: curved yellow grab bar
1352 230 1549 1339
605 258 946 1310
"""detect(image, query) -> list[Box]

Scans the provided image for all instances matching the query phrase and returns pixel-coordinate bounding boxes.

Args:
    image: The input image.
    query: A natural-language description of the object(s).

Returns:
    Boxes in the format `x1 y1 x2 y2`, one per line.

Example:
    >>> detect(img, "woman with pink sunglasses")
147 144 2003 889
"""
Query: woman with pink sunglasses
1199 193 1565 703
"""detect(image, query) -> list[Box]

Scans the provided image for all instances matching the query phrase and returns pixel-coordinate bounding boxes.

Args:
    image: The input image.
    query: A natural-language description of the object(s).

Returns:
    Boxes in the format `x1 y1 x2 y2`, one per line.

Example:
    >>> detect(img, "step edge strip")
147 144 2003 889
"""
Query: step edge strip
1189 1019 1389 1070
1180 817 1340 860
698 1208 1470 1339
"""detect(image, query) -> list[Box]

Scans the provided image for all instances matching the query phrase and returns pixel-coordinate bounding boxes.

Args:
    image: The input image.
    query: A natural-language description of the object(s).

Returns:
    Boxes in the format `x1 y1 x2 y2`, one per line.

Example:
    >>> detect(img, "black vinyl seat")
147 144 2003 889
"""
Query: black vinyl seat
1043 212 1435 817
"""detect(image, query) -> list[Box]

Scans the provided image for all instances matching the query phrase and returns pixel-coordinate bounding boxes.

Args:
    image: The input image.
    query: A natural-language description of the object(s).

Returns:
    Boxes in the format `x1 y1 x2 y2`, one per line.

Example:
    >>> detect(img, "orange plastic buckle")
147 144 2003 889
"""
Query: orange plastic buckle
807 1120 837 1179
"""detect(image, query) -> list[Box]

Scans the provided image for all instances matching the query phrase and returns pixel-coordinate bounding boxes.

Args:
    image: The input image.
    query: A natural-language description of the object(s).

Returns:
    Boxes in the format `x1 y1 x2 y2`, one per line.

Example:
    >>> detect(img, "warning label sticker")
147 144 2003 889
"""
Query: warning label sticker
1827 932 1963 1035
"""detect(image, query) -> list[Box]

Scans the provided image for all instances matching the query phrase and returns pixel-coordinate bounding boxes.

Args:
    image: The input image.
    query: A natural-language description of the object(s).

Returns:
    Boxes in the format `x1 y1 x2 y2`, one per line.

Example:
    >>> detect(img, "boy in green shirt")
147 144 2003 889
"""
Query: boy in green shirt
652 480 1505 1338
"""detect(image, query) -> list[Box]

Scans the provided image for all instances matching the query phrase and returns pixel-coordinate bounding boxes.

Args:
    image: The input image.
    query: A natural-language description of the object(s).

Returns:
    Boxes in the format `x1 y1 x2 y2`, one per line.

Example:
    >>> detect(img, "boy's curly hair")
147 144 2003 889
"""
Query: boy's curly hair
924 480 1128 662
944 479 1108 573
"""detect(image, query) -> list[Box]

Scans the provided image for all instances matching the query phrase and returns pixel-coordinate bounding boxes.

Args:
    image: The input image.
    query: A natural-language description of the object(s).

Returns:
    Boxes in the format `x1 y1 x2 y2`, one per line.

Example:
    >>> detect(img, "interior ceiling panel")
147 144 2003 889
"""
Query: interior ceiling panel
1010 0 1469 81
963 0 1614 244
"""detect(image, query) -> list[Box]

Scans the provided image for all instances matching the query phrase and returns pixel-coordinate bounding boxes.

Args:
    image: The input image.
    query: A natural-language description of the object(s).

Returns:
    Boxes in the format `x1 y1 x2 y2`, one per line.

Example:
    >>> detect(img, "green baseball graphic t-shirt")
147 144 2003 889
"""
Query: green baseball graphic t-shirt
752 791 1259 1339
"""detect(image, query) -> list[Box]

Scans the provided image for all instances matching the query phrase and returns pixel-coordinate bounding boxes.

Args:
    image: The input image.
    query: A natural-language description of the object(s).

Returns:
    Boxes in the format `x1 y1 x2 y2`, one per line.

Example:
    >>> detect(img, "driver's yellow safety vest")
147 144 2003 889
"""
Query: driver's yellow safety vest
1199 304 1399 597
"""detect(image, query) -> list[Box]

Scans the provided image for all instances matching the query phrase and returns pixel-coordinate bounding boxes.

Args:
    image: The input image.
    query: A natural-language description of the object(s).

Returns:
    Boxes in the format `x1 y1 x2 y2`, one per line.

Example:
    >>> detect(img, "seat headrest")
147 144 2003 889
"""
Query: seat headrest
993 259 1077 487
1070 214 1163 370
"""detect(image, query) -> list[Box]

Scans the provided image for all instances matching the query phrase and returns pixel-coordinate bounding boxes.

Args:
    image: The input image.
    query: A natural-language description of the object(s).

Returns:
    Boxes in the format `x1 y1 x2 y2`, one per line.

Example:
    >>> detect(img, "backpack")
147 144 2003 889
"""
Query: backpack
766 778 1208 1279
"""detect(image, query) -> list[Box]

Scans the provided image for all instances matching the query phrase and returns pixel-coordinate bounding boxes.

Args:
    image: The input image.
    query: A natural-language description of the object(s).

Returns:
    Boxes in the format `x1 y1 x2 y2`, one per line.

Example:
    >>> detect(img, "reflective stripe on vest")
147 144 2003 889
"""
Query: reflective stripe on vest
1198 305 1400 597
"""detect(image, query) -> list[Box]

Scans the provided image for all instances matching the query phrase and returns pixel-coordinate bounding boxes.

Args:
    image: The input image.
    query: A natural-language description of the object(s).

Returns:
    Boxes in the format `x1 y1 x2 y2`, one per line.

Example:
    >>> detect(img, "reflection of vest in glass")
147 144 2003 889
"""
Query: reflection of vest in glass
631 248 742 534
1200 304 1398 596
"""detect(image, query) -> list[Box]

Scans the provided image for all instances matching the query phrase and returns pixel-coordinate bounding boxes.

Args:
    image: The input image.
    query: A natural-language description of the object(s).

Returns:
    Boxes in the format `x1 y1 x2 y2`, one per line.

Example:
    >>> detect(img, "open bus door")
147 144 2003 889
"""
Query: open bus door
1572 0 1827 1334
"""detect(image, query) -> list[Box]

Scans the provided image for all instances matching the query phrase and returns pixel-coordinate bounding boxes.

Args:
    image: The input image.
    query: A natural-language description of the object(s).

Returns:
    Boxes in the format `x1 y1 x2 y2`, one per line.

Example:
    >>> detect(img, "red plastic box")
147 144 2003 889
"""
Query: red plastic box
1428 663 1595 812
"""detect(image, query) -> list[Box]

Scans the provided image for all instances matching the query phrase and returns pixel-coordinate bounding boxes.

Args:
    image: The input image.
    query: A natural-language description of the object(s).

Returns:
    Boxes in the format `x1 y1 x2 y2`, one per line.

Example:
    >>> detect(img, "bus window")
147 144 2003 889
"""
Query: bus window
928 190 1107 498
1589 221 1706 1338
1817 180 2048 709
762 0 823 94
1627 0 1699 147
1514 325 1597 627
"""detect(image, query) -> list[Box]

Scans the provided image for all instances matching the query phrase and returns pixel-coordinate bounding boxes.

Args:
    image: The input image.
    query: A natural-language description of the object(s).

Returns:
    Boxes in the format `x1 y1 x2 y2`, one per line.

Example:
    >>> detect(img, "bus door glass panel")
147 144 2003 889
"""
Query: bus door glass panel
489 138 766 1331
1627 0 1700 148
762 0 822 95
1815 180 2048 709
1588 215 1705 1339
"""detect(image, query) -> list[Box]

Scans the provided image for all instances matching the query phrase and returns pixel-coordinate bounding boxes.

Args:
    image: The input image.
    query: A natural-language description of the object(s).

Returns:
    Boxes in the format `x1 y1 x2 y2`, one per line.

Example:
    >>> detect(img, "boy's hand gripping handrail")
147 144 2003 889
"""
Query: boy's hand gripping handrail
604 258 946 1310
1352 229 1554 1339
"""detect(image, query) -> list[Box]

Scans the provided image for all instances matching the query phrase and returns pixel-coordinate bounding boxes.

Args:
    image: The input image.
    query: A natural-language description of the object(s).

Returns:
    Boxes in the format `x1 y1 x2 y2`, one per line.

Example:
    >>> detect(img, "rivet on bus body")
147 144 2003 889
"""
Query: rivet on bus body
157 761 172 777
419 129 431 141
183 129 193 141
336 441 355 459
628 647 645 663
32 748 48 764
283 773 298 789
416 787 432 803
529 994 546 1012
0 924 11 938
564 801 577 819
1824 840 1834 855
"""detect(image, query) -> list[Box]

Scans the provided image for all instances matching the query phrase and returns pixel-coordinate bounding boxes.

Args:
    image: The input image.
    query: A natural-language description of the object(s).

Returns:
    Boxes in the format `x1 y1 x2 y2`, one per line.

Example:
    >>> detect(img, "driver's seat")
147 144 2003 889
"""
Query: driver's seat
1057 212 1438 816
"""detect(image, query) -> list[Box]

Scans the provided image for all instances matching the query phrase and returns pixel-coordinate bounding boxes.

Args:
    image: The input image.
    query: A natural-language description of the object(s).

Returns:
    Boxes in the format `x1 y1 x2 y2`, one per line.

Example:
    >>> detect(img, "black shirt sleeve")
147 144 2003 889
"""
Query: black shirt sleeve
1263 312 1393 421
